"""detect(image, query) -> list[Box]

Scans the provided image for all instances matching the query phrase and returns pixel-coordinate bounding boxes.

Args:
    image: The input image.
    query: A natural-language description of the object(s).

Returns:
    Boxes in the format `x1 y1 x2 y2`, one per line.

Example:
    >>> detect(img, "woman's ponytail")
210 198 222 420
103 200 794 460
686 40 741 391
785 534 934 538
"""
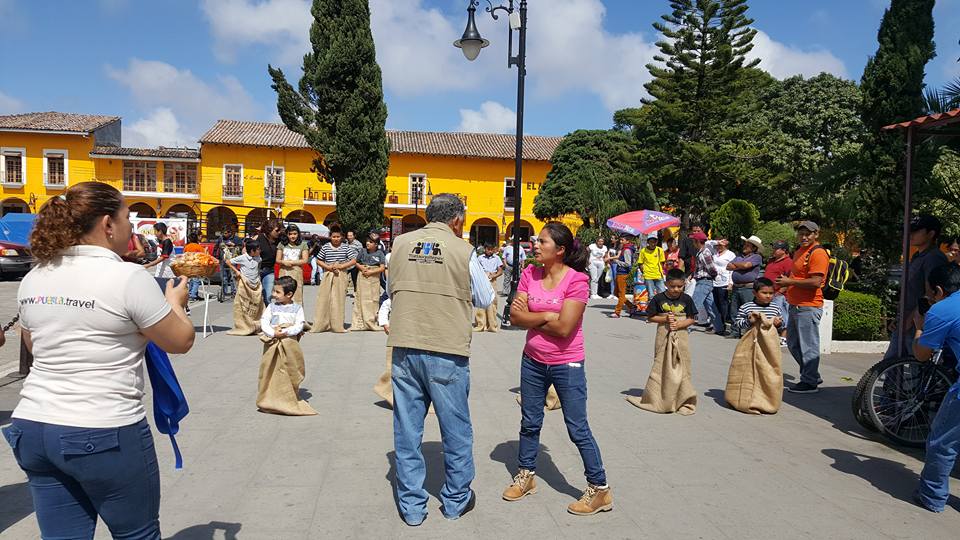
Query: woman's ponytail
30 182 123 264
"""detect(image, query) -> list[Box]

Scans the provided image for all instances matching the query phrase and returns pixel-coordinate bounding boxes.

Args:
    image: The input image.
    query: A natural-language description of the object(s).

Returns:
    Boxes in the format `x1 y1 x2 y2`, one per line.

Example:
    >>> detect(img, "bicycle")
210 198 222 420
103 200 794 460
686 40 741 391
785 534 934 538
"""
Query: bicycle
852 350 957 447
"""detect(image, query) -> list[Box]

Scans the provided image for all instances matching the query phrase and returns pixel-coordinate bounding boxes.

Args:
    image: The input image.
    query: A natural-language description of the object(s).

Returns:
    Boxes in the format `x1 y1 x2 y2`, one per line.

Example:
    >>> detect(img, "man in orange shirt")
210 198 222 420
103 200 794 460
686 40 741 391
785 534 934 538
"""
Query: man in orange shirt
776 221 829 393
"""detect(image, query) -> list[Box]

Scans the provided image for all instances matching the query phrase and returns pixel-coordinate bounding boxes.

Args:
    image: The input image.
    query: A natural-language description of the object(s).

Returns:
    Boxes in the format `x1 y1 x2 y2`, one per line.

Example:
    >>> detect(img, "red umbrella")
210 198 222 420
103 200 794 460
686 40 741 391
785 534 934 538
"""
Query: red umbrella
606 210 680 236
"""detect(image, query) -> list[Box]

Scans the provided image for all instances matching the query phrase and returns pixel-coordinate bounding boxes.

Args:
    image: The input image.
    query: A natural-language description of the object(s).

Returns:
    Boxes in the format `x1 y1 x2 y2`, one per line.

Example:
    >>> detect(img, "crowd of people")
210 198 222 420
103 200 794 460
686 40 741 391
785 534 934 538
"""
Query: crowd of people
5 181 960 539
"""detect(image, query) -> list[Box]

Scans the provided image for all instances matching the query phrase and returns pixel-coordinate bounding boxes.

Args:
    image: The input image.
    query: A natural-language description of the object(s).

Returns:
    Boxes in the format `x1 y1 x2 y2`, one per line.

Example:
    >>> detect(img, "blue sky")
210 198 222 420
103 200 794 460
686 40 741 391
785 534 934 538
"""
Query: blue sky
1 0 958 148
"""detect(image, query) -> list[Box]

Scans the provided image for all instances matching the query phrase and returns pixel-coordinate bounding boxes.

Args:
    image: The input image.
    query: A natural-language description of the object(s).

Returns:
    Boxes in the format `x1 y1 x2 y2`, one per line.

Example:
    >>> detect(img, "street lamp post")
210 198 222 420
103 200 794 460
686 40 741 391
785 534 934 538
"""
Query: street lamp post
455 0 527 326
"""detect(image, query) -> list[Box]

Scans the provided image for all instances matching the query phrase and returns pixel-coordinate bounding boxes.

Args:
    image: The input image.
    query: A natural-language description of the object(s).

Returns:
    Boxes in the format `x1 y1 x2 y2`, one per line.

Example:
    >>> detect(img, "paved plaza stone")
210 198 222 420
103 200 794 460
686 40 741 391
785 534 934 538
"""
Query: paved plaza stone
1 280 959 539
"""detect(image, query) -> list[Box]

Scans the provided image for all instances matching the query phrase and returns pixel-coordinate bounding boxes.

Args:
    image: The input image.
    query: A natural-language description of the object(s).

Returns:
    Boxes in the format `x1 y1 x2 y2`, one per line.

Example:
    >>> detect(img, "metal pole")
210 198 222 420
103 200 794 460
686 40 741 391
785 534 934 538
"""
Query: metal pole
502 0 526 327
896 127 914 357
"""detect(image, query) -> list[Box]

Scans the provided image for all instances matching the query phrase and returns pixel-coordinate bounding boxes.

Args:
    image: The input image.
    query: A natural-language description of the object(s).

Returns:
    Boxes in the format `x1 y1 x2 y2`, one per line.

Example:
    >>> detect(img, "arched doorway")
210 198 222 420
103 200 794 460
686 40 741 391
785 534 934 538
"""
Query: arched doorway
287 210 317 224
402 214 426 234
322 211 339 227
206 206 238 240
129 202 156 219
470 218 499 248
506 220 534 243
164 204 196 220
244 208 268 236
1 197 30 217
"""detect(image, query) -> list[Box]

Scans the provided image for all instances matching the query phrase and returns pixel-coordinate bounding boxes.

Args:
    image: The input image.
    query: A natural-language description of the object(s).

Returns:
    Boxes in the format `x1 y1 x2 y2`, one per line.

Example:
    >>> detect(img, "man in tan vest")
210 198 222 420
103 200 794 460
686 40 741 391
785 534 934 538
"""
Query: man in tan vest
387 194 495 526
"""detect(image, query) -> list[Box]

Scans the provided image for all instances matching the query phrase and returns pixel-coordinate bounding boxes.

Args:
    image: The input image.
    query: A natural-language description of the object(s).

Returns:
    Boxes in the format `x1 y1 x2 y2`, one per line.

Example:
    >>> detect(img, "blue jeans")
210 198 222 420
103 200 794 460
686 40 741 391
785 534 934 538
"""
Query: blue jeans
787 305 823 386
220 262 236 295
519 355 606 485
392 347 474 523
691 278 713 324
773 294 789 330
187 278 201 299
260 268 275 306
712 287 730 334
644 279 666 298
918 385 960 512
2 418 160 540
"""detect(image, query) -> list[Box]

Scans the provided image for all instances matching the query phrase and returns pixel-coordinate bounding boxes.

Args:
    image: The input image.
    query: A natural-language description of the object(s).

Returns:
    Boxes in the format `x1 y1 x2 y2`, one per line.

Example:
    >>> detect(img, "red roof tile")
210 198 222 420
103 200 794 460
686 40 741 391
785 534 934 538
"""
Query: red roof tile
199 120 563 161
882 108 960 131
90 146 200 160
0 112 119 133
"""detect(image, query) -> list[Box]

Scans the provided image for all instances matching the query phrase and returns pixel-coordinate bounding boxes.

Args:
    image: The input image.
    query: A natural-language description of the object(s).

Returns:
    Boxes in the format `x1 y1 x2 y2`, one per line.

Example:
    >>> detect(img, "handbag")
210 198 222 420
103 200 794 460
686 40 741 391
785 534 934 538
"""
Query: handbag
144 342 189 469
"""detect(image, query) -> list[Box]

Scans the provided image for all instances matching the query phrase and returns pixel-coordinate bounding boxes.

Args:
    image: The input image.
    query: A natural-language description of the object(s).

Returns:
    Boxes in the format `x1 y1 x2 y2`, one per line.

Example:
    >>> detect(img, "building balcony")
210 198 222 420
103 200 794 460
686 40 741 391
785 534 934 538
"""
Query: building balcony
43 173 66 189
384 191 468 208
303 188 336 205
118 178 199 199
221 181 243 199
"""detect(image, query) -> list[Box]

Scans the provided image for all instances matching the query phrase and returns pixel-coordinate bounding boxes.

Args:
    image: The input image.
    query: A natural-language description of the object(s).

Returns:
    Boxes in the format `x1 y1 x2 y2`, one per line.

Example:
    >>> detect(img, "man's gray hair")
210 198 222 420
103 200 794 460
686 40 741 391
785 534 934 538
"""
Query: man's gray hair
425 193 465 224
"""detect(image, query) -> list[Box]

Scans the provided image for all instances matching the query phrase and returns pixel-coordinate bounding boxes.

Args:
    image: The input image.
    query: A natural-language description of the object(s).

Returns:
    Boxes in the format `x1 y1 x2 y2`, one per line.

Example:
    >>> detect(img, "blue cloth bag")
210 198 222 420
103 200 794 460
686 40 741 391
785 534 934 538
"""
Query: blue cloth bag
144 342 189 469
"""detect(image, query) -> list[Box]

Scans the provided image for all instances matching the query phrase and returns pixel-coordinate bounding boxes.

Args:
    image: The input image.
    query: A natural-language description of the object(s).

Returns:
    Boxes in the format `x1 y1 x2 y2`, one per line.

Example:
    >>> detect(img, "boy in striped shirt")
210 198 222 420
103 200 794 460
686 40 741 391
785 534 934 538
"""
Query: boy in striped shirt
734 277 784 333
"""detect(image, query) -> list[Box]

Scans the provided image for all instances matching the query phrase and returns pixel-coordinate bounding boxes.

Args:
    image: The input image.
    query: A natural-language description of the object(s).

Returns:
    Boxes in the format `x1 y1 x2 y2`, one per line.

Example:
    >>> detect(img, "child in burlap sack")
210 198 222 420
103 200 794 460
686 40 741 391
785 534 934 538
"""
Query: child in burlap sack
725 278 784 414
257 276 316 416
629 269 698 415
226 239 264 336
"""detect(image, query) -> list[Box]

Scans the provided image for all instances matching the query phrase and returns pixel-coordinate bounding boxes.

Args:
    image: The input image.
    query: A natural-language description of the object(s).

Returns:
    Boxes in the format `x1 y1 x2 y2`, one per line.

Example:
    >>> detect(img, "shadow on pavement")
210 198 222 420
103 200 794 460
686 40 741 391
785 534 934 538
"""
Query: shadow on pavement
167 521 242 539
193 325 231 333
385 441 446 505
821 448 960 511
782 385 881 439
299 388 313 401
620 388 643 398
0 481 34 534
489 441 582 499
704 388 726 407
0 410 11 425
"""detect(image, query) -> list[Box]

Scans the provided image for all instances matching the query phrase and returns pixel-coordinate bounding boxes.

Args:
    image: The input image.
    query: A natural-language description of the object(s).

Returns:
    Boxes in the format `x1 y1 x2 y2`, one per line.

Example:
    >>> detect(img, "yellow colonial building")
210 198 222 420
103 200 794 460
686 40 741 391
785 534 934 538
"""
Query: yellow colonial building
0 112 564 245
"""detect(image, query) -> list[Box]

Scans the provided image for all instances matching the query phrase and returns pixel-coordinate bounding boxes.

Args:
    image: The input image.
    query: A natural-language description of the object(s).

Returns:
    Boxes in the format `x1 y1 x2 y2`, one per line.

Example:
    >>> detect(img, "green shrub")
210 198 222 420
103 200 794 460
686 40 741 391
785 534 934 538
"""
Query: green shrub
833 290 886 341
754 221 795 257
710 199 760 250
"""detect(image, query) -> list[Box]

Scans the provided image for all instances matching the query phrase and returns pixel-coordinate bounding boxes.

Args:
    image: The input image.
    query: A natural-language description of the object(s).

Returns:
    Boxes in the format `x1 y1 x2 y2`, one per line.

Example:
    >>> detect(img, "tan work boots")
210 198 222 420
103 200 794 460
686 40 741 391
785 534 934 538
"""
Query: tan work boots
503 471 613 516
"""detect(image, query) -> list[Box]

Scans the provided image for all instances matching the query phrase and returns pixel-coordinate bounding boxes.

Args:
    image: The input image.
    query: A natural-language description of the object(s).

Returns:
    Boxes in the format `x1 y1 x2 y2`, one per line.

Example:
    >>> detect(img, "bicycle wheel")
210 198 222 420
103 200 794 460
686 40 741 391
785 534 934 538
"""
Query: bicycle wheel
851 364 879 432
864 356 953 447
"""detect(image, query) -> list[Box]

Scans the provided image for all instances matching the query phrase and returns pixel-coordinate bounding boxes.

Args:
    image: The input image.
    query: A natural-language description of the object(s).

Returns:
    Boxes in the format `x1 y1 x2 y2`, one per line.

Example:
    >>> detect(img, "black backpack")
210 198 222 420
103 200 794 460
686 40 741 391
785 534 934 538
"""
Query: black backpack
804 246 850 301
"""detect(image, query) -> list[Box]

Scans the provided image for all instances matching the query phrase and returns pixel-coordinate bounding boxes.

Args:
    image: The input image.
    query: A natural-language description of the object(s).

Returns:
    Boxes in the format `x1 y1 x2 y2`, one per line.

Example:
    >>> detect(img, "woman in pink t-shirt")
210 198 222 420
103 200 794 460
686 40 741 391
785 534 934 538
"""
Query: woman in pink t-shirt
501 222 612 516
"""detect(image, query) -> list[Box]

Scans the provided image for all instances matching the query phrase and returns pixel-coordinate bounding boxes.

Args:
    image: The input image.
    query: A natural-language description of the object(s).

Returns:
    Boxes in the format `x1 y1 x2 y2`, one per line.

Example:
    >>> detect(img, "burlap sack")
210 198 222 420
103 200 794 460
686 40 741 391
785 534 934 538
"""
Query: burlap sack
516 384 561 410
725 315 783 414
256 334 317 416
277 263 305 305
311 270 348 333
226 276 263 336
628 325 697 415
374 346 393 406
351 273 382 332
473 279 499 332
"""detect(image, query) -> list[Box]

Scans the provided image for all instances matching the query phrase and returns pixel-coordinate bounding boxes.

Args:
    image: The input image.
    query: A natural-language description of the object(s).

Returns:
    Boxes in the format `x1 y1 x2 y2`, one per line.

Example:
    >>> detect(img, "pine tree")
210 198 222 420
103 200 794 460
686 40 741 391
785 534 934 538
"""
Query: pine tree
631 0 765 225
857 0 936 259
268 0 389 235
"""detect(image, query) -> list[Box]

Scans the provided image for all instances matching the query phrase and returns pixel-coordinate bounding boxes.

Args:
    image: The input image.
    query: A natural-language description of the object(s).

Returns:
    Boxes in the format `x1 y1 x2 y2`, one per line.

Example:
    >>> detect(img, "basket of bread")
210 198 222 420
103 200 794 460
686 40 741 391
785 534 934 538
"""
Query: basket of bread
171 252 220 278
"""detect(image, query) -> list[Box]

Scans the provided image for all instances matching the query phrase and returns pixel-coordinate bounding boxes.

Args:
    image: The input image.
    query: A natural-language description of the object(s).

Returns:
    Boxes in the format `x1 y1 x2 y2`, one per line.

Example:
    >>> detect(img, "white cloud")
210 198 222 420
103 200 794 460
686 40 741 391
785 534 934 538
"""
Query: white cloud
524 0 658 111
201 0 496 95
126 108 189 148
201 0 310 64
747 30 849 80
0 91 24 114
458 101 516 133
106 58 259 147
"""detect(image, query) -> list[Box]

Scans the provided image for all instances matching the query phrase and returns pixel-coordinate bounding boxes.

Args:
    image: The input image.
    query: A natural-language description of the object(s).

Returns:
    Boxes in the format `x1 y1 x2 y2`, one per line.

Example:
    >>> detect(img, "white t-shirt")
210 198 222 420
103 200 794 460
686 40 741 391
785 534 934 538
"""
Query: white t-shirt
588 243 608 264
14 245 173 428
712 249 737 287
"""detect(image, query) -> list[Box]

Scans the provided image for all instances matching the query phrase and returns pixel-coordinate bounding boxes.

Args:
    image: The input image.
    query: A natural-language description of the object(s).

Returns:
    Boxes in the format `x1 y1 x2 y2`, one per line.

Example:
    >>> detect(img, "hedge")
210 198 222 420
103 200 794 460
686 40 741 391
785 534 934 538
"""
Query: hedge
833 290 885 341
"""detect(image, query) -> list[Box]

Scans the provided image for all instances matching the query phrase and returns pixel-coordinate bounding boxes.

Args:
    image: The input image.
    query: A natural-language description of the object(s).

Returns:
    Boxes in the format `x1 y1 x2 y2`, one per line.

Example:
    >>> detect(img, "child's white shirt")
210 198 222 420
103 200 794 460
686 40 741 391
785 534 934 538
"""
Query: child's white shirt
261 302 305 337
378 298 391 327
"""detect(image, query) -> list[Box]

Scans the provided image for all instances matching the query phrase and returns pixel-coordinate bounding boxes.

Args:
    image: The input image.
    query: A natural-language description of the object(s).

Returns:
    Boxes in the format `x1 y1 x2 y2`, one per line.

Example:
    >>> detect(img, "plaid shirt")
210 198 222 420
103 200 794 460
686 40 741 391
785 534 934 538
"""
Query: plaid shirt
693 246 716 280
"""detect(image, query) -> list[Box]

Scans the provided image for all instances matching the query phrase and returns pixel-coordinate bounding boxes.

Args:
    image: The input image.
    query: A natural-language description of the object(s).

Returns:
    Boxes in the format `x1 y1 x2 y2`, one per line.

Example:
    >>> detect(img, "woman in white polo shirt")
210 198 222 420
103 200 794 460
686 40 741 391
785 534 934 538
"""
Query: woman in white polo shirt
1 182 195 540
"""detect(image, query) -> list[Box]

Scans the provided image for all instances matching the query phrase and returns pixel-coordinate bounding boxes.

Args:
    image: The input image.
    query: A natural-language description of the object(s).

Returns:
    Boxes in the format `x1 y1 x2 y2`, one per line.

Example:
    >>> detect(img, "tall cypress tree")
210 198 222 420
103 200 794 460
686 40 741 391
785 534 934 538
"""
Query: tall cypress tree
268 0 389 235
857 0 935 259
631 0 765 224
